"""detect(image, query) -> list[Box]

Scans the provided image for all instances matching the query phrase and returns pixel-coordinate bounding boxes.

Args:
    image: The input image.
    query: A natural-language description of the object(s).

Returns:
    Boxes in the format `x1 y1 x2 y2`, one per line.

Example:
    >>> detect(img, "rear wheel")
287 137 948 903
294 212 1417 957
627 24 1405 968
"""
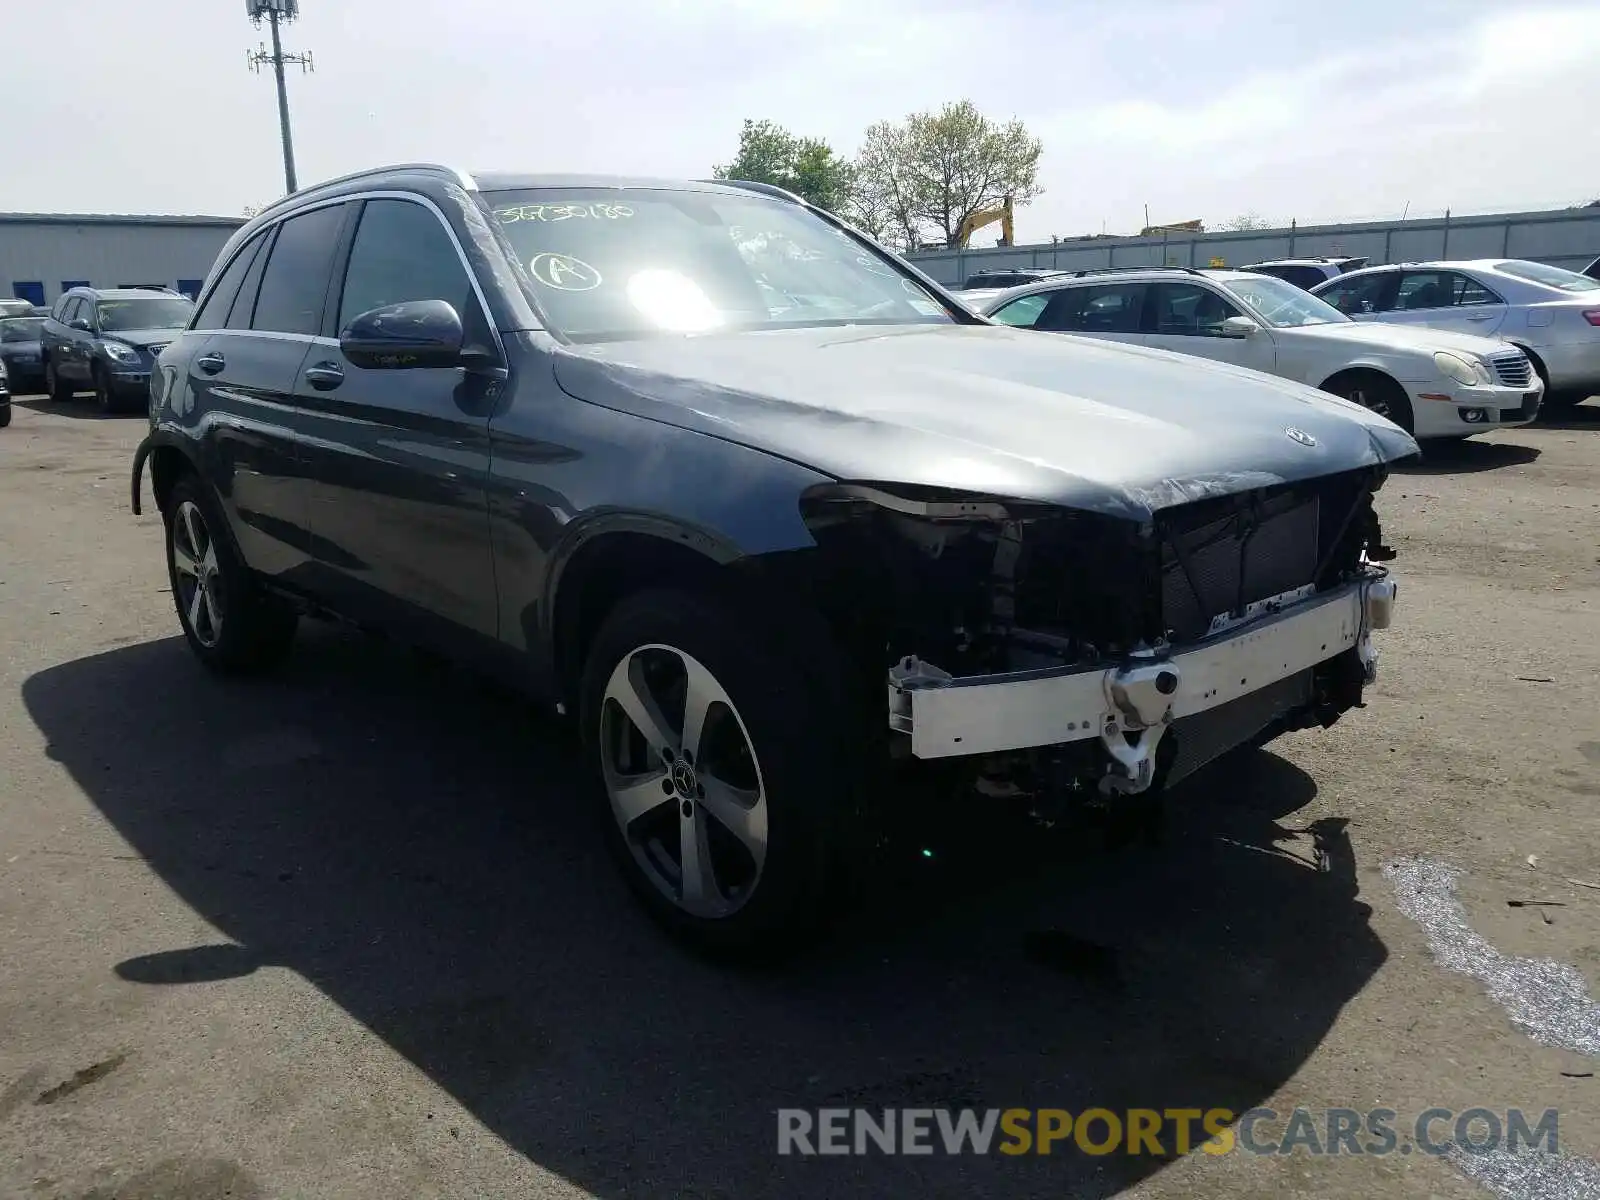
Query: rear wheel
164 474 298 674
579 587 855 960
1325 371 1414 435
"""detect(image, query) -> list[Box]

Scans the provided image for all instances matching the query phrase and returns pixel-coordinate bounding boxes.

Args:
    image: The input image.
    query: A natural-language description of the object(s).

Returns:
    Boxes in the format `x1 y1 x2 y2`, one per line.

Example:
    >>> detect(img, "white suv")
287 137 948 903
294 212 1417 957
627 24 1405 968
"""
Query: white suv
979 267 1542 439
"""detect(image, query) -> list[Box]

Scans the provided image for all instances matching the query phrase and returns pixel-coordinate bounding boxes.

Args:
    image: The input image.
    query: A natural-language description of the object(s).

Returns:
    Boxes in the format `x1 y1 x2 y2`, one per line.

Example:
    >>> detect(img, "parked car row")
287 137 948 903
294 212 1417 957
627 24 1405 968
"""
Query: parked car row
127 165 1410 957
975 265 1548 439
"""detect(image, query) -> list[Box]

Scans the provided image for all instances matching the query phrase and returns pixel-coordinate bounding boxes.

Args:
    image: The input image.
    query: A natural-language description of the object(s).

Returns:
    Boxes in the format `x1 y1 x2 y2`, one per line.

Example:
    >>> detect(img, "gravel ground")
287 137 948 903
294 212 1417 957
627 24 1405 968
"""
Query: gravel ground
1 394 1598 1200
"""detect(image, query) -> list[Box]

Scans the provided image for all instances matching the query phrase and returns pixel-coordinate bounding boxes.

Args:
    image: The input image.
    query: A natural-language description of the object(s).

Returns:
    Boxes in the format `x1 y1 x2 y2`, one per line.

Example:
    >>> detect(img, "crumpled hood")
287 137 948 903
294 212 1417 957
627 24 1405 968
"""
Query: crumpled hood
551 323 1419 521
1293 320 1517 359
103 328 182 351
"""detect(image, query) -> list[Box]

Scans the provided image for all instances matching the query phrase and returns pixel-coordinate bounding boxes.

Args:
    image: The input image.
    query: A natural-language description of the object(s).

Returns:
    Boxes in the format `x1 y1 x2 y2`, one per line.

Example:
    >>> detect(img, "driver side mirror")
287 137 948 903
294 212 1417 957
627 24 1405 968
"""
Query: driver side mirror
1219 315 1257 338
338 299 464 370
69 317 93 332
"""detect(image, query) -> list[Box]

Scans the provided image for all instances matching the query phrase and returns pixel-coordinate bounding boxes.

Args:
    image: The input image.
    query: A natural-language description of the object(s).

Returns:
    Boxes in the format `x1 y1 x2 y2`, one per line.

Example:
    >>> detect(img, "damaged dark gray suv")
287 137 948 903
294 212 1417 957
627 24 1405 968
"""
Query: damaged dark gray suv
132 165 1414 957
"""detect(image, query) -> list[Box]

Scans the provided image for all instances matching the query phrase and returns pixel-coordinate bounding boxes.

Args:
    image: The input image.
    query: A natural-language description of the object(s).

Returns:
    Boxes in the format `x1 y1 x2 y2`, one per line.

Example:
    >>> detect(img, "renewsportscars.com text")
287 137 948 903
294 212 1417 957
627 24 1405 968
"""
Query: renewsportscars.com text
776 1106 1560 1157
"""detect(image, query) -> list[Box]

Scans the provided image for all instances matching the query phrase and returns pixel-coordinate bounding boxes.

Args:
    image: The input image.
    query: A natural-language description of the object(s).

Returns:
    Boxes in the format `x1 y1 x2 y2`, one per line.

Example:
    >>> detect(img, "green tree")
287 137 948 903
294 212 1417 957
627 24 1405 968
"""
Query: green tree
907 101 1043 248
849 120 925 250
850 101 1043 249
714 119 855 213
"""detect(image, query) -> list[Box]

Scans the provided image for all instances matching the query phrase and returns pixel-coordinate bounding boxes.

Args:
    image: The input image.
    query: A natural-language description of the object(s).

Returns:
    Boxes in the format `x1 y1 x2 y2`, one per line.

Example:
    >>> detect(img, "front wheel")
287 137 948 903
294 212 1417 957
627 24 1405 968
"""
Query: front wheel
164 475 298 674
1325 372 1414 435
93 366 117 414
44 359 71 402
0 404 10 428
579 587 854 960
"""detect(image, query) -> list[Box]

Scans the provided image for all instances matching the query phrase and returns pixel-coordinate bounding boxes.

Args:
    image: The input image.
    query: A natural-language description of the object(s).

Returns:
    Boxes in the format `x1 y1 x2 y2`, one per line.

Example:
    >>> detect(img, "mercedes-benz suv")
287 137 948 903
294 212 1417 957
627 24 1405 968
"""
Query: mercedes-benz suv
131 165 1413 957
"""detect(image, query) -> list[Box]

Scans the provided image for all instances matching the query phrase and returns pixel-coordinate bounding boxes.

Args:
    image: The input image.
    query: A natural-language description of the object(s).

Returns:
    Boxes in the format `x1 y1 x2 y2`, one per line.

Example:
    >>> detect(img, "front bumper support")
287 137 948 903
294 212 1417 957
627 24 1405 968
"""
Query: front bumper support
887 570 1397 791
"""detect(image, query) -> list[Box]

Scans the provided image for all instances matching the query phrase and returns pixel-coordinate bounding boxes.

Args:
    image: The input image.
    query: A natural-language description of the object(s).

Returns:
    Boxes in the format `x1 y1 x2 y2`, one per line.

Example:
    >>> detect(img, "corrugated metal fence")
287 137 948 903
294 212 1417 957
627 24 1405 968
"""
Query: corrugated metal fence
904 206 1600 286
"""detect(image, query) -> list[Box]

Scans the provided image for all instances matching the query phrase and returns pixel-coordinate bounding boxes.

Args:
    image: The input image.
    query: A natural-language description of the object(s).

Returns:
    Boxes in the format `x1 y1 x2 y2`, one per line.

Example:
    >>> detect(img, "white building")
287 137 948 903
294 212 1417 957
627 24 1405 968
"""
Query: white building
0 213 246 306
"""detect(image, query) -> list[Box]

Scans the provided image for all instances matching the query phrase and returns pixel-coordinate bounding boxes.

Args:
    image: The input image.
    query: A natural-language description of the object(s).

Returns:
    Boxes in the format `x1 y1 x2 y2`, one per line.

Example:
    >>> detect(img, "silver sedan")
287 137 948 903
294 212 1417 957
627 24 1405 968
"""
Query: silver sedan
1311 259 1600 408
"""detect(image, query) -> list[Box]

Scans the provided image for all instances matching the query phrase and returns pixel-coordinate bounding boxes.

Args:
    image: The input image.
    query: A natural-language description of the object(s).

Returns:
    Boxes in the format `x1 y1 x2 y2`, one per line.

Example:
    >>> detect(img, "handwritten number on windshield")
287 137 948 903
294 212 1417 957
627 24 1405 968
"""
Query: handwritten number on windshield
495 204 634 224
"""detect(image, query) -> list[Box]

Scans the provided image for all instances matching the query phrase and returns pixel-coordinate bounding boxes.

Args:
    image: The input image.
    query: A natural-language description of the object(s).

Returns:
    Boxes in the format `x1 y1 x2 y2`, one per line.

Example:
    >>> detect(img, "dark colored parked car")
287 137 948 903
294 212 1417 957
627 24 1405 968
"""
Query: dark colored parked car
958 268 1069 290
131 164 1412 957
40 286 195 412
0 315 45 395
0 355 10 427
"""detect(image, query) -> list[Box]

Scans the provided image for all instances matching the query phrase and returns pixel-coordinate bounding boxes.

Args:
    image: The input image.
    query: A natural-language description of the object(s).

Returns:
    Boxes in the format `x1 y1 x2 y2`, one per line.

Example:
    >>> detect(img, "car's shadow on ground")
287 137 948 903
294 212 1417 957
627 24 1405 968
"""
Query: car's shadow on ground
1397 438 1541 475
22 627 1386 1198
1534 399 1600 431
12 396 134 420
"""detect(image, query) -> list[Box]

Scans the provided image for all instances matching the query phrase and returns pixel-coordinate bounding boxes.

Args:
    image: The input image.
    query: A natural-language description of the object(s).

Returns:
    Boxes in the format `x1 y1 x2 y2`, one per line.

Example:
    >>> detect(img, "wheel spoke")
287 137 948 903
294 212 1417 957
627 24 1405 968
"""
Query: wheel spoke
613 654 677 756
609 768 673 826
186 583 205 632
678 655 725 762
180 504 204 563
678 803 719 910
202 588 223 637
172 543 199 579
201 543 218 576
697 775 766 863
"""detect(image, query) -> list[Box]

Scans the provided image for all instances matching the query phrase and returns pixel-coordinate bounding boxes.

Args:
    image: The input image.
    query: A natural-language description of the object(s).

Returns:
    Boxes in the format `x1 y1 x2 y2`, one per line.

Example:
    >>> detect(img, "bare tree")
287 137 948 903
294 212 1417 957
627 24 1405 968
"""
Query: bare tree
1222 212 1274 232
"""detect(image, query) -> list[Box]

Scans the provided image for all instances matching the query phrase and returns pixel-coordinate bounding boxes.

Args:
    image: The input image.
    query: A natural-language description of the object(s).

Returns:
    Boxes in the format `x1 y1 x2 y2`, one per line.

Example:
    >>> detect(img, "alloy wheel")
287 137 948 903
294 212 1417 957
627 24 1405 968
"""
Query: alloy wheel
1343 384 1390 420
599 644 769 919
171 499 225 648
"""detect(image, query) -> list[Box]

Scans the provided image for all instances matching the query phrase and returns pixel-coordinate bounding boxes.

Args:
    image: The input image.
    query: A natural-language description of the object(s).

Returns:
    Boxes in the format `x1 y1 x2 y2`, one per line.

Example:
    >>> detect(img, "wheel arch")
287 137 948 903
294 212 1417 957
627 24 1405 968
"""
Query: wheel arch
545 515 767 703
1318 363 1404 395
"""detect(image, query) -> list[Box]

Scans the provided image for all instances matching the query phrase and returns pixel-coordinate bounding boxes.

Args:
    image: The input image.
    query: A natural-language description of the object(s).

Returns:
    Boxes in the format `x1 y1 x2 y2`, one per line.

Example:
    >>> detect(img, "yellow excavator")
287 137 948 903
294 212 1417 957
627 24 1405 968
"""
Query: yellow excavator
955 196 1014 247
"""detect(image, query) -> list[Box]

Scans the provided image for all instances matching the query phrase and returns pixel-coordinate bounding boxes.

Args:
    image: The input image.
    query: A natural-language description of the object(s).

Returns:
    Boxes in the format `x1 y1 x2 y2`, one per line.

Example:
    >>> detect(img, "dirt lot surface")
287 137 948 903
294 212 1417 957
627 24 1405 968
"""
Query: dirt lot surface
2 394 1599 1200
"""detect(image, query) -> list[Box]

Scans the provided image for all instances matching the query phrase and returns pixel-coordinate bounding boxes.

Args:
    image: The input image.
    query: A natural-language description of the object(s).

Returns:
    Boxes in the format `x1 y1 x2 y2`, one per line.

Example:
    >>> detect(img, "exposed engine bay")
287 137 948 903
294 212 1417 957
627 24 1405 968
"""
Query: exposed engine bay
797 467 1398 810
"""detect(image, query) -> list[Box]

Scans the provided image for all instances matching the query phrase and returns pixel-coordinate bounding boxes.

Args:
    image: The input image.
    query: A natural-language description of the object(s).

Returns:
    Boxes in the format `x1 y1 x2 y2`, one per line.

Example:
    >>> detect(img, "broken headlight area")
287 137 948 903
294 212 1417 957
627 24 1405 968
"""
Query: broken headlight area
797 468 1396 804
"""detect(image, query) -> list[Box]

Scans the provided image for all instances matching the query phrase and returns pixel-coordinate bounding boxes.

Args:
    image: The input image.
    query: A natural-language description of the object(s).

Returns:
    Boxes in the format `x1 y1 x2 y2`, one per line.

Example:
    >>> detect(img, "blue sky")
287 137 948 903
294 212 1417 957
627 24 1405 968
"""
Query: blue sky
2 0 1596 243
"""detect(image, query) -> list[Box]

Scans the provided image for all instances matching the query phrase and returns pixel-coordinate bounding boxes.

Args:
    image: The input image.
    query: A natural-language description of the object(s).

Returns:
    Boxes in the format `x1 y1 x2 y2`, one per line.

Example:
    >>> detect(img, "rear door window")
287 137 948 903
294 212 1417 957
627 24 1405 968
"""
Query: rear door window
1316 272 1392 314
1395 270 1499 311
1037 282 1147 333
250 204 348 336
193 234 266 330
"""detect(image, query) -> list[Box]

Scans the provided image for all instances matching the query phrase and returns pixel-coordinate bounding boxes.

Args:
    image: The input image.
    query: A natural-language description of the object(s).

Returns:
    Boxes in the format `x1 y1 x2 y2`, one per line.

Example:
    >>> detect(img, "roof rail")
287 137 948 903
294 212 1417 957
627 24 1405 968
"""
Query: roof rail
697 178 807 205
1070 264 1204 277
253 163 479 220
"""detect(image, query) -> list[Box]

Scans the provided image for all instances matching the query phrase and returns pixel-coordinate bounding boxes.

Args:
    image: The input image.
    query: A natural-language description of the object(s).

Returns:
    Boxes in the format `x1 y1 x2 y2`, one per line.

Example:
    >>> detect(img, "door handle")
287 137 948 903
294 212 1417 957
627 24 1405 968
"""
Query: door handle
303 362 345 391
196 352 225 375
1465 312 1494 320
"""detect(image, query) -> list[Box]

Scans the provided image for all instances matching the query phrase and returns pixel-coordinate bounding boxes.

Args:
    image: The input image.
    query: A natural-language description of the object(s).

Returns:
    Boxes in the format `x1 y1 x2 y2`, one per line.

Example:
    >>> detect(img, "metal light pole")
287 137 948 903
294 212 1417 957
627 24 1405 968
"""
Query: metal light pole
247 0 313 196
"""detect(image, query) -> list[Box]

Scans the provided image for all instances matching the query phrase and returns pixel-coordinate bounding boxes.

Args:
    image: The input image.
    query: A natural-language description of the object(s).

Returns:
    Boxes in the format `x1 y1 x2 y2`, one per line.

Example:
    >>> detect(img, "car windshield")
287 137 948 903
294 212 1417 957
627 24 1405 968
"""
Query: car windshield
1492 260 1600 294
1227 275 1349 327
0 317 43 341
95 297 194 331
485 187 954 341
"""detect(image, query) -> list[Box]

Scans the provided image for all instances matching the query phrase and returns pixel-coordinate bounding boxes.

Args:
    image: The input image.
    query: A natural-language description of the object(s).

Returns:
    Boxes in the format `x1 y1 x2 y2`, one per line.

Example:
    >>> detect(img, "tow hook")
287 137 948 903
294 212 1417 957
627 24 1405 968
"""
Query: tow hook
1099 655 1179 796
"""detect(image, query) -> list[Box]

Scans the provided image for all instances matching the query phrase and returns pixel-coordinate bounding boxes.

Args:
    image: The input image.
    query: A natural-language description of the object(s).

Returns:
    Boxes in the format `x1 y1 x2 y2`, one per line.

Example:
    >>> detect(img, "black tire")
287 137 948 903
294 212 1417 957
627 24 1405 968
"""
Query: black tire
44 359 72 402
579 587 855 961
0 403 10 428
164 474 298 674
1324 371 1414 435
93 365 117 414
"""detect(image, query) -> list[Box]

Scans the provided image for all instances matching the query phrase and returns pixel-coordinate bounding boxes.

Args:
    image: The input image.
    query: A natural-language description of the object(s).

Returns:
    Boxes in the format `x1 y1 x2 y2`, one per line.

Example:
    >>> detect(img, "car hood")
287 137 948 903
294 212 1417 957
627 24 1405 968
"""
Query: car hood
550 324 1419 521
103 328 183 350
1288 320 1515 359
